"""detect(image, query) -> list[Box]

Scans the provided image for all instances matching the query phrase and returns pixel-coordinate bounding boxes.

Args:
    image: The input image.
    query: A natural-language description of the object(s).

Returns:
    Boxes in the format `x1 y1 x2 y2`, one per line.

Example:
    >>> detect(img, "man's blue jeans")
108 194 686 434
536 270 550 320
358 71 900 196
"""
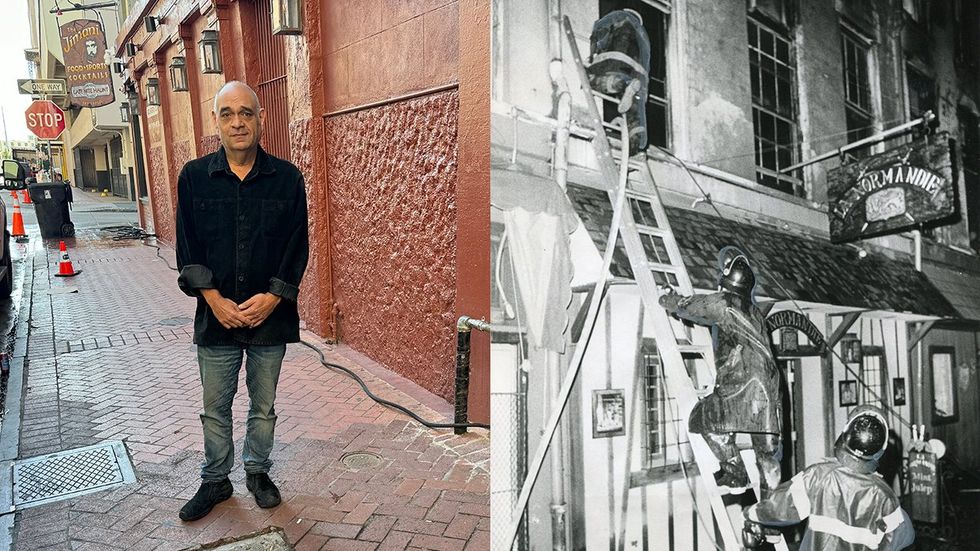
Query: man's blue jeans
197 344 286 481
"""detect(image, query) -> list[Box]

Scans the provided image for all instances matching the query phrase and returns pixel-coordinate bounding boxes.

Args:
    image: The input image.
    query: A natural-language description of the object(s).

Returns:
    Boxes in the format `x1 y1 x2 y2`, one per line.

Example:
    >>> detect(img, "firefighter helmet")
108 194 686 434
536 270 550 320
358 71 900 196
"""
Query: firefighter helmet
720 254 755 297
840 406 889 460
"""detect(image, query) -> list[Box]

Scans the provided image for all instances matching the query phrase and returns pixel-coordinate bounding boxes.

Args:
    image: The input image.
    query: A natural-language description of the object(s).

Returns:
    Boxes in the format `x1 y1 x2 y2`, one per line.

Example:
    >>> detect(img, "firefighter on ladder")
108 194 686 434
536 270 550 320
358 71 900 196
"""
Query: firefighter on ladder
743 406 915 550
658 252 783 498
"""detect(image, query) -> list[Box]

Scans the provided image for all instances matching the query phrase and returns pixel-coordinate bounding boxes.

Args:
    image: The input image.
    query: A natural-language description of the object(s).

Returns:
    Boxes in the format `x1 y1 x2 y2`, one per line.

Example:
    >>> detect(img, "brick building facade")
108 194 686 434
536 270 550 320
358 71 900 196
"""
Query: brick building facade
115 0 490 422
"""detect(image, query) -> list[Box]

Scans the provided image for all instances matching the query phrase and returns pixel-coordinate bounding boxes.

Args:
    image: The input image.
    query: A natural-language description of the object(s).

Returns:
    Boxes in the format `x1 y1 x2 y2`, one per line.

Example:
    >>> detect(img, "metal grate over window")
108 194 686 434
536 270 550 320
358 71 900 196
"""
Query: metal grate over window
748 16 802 196
841 29 874 154
642 343 666 463
640 339 686 469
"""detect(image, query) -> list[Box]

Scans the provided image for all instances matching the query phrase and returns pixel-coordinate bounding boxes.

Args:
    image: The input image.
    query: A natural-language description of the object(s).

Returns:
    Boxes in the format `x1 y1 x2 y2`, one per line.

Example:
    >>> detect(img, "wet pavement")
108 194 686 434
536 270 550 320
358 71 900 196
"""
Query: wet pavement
0 195 489 551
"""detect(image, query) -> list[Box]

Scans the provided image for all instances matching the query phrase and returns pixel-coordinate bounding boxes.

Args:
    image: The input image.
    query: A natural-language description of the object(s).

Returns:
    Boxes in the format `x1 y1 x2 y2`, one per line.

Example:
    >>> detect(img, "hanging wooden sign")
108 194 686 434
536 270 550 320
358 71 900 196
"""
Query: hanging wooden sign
766 310 826 356
59 19 115 108
827 132 955 243
908 450 940 523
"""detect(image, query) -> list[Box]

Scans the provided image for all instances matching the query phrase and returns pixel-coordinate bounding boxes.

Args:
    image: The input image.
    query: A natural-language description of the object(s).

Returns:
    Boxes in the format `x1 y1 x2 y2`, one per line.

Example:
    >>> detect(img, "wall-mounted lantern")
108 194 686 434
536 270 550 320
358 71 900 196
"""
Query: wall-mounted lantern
112 61 125 74
120 102 129 123
144 15 159 33
271 0 303 35
146 78 160 106
198 30 222 74
841 333 863 364
126 42 137 56
169 57 188 92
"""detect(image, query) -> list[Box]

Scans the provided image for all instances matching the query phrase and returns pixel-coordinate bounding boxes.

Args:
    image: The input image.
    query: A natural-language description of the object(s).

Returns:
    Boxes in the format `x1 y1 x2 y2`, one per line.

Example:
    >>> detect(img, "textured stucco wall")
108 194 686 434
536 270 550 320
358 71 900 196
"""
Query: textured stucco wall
290 117 330 337
325 90 459 401
170 140 194 200
200 134 221 156
149 145 175 244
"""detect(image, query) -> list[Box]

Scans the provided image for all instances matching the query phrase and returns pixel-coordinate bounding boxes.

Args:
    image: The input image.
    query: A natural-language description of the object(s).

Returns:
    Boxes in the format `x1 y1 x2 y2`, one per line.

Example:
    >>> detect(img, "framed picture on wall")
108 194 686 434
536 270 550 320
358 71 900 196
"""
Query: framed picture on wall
592 389 626 438
839 380 858 407
931 346 958 424
893 377 907 406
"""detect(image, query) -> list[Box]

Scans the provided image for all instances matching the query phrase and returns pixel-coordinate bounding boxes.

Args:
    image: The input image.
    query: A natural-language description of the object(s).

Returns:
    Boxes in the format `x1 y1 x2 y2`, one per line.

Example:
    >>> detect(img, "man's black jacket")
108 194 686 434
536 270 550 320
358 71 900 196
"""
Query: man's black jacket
175 146 309 345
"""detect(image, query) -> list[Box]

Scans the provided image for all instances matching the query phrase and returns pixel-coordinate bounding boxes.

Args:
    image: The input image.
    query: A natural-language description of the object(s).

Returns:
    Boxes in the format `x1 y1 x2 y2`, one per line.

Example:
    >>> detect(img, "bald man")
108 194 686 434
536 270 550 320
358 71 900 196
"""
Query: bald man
175 81 309 521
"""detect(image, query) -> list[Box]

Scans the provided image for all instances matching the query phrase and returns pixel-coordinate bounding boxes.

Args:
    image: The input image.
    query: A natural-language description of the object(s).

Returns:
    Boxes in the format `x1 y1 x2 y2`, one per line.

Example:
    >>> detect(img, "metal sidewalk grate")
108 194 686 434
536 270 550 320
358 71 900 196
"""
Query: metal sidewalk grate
55 326 194 355
12 441 136 509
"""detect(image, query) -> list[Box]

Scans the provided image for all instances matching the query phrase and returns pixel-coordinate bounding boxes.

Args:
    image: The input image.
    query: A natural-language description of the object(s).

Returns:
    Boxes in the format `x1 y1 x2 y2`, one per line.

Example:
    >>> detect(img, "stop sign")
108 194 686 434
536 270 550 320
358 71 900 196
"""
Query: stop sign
25 100 66 140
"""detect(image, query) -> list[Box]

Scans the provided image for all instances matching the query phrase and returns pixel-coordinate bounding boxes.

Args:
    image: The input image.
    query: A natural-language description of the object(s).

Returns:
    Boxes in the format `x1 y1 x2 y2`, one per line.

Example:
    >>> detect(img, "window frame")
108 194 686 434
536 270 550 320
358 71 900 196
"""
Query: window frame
960 107 980 253
597 0 672 151
840 26 875 154
859 345 887 407
930 346 959 424
638 338 684 472
747 14 803 197
905 63 937 122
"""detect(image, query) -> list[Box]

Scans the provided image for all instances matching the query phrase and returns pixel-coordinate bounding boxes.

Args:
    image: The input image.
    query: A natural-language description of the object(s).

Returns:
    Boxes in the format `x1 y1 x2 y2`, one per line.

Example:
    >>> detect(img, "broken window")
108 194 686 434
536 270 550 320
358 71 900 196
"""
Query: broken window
748 16 802 196
960 107 980 253
906 65 936 120
841 29 874 156
599 0 670 150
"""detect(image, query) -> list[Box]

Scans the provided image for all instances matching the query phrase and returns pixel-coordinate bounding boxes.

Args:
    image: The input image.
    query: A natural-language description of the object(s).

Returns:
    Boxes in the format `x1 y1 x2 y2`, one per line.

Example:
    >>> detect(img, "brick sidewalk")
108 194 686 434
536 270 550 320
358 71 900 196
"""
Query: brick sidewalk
10 232 489 550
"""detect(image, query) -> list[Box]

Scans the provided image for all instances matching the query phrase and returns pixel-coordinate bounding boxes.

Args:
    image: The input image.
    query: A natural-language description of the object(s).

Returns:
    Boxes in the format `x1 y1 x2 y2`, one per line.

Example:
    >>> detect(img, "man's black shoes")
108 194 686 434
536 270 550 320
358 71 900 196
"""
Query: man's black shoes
246 473 282 508
179 478 234 521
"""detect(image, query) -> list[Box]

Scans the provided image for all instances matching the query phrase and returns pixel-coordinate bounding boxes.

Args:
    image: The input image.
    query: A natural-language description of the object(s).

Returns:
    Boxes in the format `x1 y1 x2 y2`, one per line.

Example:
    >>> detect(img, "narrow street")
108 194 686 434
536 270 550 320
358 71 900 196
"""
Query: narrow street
1 191 489 551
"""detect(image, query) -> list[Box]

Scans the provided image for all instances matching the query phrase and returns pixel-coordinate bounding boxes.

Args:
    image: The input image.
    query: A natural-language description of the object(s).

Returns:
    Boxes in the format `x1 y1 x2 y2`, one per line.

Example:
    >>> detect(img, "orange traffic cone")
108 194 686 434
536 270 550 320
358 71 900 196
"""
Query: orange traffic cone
10 199 26 238
55 241 80 277
9 190 15 200
21 189 31 204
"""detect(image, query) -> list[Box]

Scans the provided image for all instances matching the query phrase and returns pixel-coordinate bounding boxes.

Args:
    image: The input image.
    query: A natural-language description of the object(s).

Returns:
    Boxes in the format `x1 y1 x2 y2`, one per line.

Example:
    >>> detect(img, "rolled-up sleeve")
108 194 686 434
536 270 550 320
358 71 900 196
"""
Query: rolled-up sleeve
268 174 309 302
175 166 215 297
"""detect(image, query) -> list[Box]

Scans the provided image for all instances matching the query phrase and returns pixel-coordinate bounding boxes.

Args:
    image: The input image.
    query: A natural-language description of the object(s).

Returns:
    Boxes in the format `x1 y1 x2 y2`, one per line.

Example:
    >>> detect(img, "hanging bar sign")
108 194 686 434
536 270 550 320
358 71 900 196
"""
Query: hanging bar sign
766 310 826 356
59 19 115 108
908 450 939 523
827 132 955 243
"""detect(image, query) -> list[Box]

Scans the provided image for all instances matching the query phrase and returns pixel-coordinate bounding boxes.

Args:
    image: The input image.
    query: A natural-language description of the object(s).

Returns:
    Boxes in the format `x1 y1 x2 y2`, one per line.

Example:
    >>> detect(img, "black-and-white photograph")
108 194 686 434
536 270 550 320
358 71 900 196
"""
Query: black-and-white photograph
840 380 859 407
592 389 626 437
894 377 908 407
490 1 980 550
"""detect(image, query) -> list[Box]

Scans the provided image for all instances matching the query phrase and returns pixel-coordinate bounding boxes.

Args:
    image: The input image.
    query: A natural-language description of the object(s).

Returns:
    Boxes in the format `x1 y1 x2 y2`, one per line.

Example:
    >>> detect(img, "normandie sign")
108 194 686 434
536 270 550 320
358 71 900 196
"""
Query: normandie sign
827 132 955 243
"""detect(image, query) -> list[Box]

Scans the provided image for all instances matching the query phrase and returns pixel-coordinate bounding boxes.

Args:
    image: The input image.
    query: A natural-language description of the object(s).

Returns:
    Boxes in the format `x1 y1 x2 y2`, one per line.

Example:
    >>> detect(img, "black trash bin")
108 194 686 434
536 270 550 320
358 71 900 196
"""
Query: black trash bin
28 183 75 239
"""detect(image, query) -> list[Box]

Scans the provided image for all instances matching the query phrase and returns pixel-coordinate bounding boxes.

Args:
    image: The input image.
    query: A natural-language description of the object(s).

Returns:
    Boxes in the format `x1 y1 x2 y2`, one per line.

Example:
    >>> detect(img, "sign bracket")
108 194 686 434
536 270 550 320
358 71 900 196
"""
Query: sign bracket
781 111 936 174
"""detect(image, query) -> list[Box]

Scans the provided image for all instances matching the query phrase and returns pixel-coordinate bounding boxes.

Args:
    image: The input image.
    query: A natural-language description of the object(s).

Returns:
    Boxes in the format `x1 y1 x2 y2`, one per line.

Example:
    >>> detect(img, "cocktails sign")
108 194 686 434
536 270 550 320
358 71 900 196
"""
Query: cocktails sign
59 19 115 108
827 132 955 243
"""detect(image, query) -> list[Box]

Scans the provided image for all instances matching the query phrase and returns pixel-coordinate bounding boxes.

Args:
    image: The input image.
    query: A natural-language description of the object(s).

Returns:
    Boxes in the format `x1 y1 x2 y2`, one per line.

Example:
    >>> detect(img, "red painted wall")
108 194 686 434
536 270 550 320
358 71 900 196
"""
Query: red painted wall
119 0 490 421
325 90 460 401
290 117 332 337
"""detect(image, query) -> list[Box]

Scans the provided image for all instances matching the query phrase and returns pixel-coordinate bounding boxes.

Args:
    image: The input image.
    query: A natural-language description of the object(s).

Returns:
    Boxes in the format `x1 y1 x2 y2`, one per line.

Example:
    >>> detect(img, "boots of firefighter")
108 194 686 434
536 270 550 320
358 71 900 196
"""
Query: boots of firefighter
617 77 642 115
742 521 766 549
701 431 749 493
751 433 783 500
714 457 750 493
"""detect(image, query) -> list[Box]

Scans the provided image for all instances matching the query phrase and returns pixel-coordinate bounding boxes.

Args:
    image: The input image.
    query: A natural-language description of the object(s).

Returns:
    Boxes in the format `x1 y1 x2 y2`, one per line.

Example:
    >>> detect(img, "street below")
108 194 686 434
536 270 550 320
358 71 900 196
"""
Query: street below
0 190 489 551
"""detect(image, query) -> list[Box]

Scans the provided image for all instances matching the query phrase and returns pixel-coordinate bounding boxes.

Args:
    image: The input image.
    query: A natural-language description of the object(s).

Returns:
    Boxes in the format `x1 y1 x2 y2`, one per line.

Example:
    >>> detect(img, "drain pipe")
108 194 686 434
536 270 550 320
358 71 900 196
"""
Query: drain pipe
547 1 571 549
455 316 491 434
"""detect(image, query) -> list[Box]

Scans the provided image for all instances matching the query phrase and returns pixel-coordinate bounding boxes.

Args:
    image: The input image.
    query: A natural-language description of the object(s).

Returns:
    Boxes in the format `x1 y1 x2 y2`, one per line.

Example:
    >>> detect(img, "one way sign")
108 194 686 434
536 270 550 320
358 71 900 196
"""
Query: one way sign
17 79 67 95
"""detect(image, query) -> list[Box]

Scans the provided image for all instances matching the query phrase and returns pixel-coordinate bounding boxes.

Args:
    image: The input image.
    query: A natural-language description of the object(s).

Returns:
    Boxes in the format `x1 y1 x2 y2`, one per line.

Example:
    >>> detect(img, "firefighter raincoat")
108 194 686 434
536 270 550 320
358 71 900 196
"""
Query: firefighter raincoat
659 291 781 435
745 439 915 550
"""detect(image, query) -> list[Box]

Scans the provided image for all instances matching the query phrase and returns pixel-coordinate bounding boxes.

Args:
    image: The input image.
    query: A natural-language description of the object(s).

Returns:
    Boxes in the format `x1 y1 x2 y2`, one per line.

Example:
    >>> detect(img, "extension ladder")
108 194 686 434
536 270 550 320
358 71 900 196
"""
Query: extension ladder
561 15 787 551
